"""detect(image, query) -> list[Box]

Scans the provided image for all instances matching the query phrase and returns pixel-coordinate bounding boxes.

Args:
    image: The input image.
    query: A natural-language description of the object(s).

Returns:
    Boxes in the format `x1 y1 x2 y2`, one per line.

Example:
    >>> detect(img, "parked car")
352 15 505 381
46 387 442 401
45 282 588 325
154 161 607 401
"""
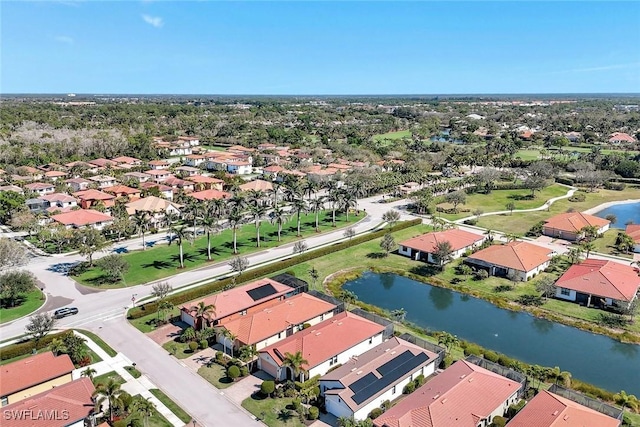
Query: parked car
53 307 79 319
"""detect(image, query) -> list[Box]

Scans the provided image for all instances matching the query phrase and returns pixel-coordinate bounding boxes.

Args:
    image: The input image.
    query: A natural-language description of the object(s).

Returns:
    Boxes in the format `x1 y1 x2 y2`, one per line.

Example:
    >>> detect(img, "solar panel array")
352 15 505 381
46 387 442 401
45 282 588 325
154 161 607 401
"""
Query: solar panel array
246 284 278 301
350 350 430 405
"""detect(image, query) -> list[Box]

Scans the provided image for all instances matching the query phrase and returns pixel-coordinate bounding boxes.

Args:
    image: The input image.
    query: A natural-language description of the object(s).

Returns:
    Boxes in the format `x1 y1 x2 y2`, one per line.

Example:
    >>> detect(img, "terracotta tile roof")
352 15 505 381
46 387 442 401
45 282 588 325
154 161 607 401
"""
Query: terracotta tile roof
263 166 283 173
544 212 609 233
123 172 151 179
89 158 117 167
40 193 77 204
260 312 385 370
0 352 74 396
126 196 180 215
148 160 170 166
103 185 141 195
164 176 194 187
25 182 54 190
65 161 94 169
467 241 553 272
140 182 173 192
626 224 640 243
190 189 231 201
52 209 113 227
222 293 336 346
65 178 92 185
44 171 67 177
322 337 439 412
609 132 636 143
508 390 621 427
0 185 24 193
18 166 40 175
373 360 522 427
111 156 141 164
556 259 640 302
144 169 171 176
400 229 484 253
2 378 95 427
228 145 255 152
72 189 115 201
239 179 274 192
175 166 200 172
188 175 223 184
186 154 206 160
183 278 292 321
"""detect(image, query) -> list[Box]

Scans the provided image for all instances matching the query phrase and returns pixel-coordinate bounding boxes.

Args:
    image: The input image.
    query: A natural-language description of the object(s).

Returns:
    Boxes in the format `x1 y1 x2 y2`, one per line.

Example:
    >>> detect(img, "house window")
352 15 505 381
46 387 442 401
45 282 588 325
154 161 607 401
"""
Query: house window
329 355 338 366
369 337 373 344
1 396 8 406
560 288 571 296
241 310 247 316
277 332 282 339
392 386 396 395
320 314 324 321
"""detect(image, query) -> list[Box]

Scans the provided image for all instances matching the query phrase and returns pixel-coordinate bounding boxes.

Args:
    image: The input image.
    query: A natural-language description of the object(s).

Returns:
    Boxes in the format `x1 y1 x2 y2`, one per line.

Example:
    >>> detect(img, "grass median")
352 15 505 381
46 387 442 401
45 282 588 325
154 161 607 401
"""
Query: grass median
0 289 45 324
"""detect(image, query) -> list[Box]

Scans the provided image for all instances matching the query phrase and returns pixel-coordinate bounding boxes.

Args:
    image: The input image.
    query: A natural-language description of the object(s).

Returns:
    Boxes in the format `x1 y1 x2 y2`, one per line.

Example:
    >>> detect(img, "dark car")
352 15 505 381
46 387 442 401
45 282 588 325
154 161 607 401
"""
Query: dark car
53 307 79 319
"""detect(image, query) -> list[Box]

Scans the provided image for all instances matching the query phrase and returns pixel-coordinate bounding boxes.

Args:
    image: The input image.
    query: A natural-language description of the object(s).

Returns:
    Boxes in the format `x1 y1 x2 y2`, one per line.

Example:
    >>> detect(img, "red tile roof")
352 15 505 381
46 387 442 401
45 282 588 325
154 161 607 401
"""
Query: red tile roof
190 189 231 201
73 189 115 201
609 132 636 143
89 158 117 167
260 312 385 370
25 182 54 190
467 241 553 272
0 352 74 396
400 229 484 253
111 156 141 164
508 390 621 427
44 171 67 177
373 360 522 427
52 209 113 227
183 278 292 321
140 182 173 192
103 185 141 195
544 212 609 233
239 179 274 192
188 175 223 184
2 378 95 427
148 160 170 166
40 193 77 204
556 259 640 302
144 169 171 176
626 224 640 244
222 293 336 346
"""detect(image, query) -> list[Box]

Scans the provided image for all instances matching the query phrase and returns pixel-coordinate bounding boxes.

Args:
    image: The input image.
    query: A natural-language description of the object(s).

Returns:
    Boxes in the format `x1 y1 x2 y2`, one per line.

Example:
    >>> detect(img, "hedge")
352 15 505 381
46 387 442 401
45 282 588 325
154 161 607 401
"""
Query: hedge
128 219 422 319
1 331 70 361
555 177 575 186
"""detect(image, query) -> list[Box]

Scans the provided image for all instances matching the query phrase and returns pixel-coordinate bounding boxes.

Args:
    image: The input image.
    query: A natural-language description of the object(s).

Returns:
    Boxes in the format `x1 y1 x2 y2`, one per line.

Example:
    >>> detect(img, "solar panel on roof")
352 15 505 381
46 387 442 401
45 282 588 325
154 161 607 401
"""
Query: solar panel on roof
349 351 431 405
246 284 278 301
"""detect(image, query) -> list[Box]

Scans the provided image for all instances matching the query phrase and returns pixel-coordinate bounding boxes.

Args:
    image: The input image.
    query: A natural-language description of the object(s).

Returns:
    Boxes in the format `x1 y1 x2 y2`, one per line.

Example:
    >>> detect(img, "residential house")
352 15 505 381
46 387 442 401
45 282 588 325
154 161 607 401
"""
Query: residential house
258 143 277 151
25 198 50 214
164 176 195 192
565 131 582 143
276 169 306 183
41 193 78 213
103 185 141 200
398 229 485 264
122 171 152 184
0 185 24 194
24 182 55 196
396 182 421 196
145 169 172 183
17 166 43 180
321 337 440 421
218 293 337 353
180 278 295 329
65 178 92 192
44 170 68 182
189 188 231 201
626 224 640 253
188 175 224 191
0 352 74 406
139 182 174 201
542 212 610 241
178 136 200 146
125 196 182 226
238 179 274 193
262 165 284 180
307 167 339 183
88 158 117 169
51 209 114 230
147 160 170 170
465 241 553 281
73 189 115 209
258 311 386 382
184 154 206 168
609 132 637 144
1 378 95 427
65 161 98 175
554 259 640 309
163 140 192 156
112 156 142 166
88 175 117 189
373 359 523 427
175 166 201 177
508 389 621 427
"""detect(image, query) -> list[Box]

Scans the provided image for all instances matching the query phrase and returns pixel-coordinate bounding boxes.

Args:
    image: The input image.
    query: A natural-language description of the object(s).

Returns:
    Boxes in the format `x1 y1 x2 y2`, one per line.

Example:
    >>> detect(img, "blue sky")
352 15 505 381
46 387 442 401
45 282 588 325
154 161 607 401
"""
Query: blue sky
2 1 639 94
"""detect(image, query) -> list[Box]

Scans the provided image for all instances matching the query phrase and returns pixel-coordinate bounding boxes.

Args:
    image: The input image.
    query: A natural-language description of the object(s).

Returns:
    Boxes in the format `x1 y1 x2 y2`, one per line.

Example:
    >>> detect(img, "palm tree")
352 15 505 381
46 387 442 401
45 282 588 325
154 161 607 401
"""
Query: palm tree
348 180 366 211
158 299 174 322
201 212 220 261
615 232 635 254
167 224 193 269
290 197 308 237
505 233 519 243
303 179 319 201
437 332 459 355
227 207 245 254
239 345 259 372
568 247 584 264
391 308 406 322
327 187 342 227
93 378 123 422
281 351 309 382
309 196 326 232
614 390 640 412
484 229 495 243
183 198 202 235
269 206 291 242
580 225 600 242
81 367 97 381
131 396 155 427
133 210 150 250
190 301 216 329
580 241 595 258
340 190 357 221
249 201 268 247
49 338 67 356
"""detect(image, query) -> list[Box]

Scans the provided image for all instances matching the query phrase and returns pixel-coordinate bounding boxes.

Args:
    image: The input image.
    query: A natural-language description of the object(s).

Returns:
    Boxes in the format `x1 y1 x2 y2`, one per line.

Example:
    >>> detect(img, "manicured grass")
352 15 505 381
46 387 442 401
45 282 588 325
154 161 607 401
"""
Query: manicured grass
372 129 412 143
147 409 174 427
75 329 118 357
162 339 203 359
93 371 126 386
130 308 180 333
149 388 192 424
198 363 235 389
124 365 142 378
86 347 102 364
73 210 360 287
439 184 569 221
588 229 633 259
241 395 305 427
514 149 543 161
0 289 45 324
478 187 640 235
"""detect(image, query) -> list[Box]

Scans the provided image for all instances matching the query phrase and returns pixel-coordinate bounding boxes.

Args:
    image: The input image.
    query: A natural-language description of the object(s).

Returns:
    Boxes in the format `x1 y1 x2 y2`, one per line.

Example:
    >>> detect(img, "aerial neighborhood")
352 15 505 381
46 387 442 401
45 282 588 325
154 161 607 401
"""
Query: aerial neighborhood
0 95 639 427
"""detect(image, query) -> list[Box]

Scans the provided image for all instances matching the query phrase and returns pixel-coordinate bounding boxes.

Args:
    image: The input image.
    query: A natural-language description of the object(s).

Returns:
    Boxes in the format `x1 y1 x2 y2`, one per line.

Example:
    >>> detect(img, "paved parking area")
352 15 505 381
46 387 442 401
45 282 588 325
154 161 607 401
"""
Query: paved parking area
147 322 185 345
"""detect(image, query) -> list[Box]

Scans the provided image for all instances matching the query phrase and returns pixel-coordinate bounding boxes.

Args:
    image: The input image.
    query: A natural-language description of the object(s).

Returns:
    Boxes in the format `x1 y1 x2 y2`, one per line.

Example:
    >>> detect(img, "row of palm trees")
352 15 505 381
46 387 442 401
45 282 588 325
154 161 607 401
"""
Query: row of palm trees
132 178 368 268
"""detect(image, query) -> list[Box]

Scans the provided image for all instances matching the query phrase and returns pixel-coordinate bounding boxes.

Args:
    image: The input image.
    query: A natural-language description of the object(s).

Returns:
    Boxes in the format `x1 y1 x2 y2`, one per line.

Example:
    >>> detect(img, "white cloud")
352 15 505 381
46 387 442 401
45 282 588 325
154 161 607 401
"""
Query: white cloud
142 14 164 28
55 35 74 44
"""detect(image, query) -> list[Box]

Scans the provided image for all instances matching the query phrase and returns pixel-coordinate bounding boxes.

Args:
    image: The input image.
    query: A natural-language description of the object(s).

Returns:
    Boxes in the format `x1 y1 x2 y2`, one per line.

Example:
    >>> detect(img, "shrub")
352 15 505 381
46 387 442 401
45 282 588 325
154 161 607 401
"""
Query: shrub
463 218 477 226
604 181 626 191
199 339 208 350
474 269 489 280
260 380 275 397
490 416 506 427
284 270 297 277
414 374 426 387
494 285 513 293
0 331 69 361
188 341 198 352
307 406 319 420
403 382 416 394
113 421 128 427
555 177 575 186
440 355 454 369
302 323 311 329
525 221 545 237
568 193 586 202
483 350 499 363
463 343 483 357
368 408 383 419
240 366 249 377
517 295 544 306
227 365 240 380
456 264 473 275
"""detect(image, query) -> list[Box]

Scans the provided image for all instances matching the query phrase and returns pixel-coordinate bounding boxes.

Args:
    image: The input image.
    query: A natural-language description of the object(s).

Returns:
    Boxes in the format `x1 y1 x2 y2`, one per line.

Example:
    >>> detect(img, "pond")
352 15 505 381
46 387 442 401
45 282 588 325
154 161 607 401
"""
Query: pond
594 202 640 229
344 271 640 395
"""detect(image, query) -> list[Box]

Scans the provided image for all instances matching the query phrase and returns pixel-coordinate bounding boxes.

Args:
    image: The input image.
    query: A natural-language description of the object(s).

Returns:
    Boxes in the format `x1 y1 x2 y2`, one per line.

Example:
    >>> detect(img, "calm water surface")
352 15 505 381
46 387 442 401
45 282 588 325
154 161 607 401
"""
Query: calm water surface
344 272 640 395
595 202 640 229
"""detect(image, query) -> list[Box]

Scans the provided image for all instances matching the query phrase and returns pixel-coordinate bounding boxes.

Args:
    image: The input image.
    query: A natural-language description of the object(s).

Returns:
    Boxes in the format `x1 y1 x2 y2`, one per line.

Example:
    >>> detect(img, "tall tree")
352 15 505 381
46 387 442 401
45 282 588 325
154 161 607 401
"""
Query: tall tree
93 378 124 423
290 197 308 237
382 210 401 228
0 237 28 271
380 233 396 257
133 210 151 251
0 270 36 307
281 351 309 381
269 206 290 242
432 240 453 267
74 228 107 267
309 196 326 233
249 201 268 247
167 224 193 269
190 301 216 329
25 313 56 347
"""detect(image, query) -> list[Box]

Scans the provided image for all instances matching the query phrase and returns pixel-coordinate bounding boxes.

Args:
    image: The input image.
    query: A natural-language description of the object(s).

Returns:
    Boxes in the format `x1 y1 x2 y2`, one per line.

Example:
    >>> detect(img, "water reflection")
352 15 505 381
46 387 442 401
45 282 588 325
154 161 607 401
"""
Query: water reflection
611 341 639 358
381 273 395 290
532 317 554 335
429 286 454 311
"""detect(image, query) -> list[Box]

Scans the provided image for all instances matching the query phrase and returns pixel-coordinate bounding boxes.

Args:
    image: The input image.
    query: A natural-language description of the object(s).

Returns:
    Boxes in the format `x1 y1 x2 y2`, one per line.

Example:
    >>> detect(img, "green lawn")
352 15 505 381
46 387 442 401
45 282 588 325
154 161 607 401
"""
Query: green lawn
73 210 361 288
198 363 235 389
149 388 192 424
478 187 640 235
124 365 142 378
75 329 118 357
588 229 633 259
241 395 305 427
439 184 569 221
93 371 126 386
162 340 204 359
514 149 543 161
372 129 412 143
130 308 180 333
0 289 45 324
